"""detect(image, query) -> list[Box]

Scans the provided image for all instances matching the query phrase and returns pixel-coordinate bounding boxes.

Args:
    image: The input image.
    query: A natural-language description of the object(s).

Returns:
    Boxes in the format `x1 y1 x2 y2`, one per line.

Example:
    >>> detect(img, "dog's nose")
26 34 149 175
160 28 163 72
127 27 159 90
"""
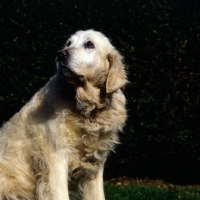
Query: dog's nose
56 50 69 61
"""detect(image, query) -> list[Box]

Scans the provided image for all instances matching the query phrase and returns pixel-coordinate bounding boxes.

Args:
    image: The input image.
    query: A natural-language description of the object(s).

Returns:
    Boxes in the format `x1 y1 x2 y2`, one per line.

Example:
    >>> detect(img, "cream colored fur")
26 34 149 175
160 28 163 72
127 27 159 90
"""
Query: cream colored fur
0 30 127 200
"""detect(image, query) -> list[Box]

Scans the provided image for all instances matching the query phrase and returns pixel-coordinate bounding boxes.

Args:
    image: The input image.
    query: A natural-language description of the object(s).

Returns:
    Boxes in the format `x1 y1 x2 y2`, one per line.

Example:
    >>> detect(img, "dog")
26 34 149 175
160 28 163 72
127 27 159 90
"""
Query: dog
0 30 127 200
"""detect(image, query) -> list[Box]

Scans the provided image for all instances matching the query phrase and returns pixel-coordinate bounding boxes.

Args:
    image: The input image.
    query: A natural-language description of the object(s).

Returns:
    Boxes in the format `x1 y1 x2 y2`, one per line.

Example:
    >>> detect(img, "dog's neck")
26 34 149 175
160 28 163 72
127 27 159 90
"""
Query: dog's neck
53 74 111 122
74 80 110 121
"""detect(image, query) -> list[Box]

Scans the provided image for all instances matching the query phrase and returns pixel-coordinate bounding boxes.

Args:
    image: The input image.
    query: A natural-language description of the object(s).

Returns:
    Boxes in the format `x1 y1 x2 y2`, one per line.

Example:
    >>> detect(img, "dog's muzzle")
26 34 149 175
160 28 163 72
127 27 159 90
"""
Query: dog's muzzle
56 50 69 61
56 50 74 76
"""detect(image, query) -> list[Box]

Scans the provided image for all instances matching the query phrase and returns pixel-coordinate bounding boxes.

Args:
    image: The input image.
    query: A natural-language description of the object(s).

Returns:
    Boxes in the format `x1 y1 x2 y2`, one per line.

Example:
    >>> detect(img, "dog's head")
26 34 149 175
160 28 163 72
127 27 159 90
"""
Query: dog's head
56 30 127 118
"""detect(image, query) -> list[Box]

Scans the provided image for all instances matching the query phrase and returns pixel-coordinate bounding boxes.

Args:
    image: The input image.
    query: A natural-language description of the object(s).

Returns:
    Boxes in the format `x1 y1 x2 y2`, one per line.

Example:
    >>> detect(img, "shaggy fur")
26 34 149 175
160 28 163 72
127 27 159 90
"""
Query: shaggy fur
0 30 127 200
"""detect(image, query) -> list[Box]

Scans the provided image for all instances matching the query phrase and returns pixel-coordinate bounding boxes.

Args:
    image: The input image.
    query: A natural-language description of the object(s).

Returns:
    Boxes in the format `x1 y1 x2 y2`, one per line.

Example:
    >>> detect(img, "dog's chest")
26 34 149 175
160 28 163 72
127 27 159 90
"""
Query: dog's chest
65 127 111 179
59 110 117 179
68 133 109 173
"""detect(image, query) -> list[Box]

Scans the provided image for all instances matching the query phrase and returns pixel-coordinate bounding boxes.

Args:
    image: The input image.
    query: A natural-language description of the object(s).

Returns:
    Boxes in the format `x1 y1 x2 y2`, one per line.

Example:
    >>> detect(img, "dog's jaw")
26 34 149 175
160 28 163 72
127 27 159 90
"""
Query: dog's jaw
59 65 75 77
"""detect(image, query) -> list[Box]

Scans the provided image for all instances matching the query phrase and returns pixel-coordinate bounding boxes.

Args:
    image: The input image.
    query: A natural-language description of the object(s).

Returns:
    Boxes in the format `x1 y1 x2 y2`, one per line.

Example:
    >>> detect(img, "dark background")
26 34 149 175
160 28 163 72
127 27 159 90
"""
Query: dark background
0 0 200 184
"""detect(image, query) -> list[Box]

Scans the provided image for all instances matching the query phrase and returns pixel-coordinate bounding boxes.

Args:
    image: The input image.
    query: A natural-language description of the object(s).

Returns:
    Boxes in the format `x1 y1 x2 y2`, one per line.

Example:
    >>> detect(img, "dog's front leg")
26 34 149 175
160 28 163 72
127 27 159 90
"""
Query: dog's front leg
37 152 69 200
82 167 105 200
49 156 69 200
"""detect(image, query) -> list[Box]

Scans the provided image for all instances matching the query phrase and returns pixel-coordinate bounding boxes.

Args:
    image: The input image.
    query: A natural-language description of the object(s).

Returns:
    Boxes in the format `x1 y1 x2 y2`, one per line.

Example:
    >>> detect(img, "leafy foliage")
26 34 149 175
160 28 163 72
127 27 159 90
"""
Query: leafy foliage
0 0 199 183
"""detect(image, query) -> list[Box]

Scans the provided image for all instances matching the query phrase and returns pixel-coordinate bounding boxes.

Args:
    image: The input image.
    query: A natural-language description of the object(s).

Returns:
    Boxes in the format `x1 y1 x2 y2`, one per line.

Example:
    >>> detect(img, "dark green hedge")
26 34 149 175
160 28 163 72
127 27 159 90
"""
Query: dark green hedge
0 0 199 183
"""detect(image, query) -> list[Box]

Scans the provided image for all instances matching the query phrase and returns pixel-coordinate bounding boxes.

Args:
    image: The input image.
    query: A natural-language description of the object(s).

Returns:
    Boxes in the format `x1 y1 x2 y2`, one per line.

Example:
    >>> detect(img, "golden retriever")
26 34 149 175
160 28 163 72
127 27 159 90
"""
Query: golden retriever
0 30 127 200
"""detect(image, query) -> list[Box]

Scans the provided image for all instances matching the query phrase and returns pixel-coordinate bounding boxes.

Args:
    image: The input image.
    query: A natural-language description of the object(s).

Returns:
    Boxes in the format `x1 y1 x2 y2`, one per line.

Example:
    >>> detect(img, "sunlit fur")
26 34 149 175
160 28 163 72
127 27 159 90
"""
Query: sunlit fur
0 30 127 200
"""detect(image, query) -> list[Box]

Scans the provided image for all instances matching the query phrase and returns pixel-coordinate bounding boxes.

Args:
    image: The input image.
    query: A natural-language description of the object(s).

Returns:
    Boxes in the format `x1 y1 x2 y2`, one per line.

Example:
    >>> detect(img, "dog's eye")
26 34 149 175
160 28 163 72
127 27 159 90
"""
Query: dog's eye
84 41 95 49
67 41 71 47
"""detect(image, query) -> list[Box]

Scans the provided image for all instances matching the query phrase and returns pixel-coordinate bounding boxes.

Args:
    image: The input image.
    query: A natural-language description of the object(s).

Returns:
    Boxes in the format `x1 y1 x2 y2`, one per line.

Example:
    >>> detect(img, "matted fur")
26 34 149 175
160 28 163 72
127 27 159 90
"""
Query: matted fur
0 30 127 200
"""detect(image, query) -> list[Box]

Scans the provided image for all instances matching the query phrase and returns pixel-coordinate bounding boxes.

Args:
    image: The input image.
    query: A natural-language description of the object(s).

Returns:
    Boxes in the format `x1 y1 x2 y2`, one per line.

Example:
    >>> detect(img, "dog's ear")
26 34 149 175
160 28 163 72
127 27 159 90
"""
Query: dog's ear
106 50 127 93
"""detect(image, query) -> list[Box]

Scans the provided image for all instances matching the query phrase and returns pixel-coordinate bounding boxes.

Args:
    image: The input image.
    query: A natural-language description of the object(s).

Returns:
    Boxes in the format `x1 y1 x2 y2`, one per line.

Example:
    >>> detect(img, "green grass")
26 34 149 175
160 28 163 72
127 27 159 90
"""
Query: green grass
105 184 200 200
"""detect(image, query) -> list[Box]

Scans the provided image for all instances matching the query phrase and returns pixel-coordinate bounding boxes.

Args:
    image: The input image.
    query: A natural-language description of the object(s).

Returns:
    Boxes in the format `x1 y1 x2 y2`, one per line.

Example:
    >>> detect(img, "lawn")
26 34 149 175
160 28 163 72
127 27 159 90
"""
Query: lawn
105 178 200 200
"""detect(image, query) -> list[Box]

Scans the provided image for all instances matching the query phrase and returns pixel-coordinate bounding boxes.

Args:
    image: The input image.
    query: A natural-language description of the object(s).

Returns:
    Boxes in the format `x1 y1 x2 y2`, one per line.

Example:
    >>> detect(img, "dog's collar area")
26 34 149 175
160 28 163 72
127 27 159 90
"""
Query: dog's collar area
89 116 93 123
87 98 110 123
